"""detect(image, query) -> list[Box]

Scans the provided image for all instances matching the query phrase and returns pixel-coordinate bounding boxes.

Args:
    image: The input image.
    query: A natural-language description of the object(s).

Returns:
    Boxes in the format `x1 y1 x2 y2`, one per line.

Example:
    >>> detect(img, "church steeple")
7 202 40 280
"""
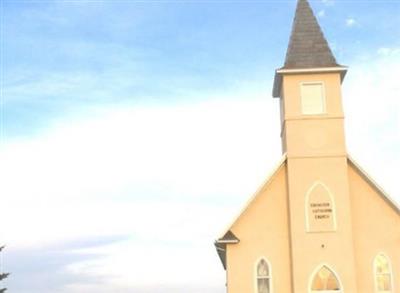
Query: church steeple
273 0 349 157
273 0 346 98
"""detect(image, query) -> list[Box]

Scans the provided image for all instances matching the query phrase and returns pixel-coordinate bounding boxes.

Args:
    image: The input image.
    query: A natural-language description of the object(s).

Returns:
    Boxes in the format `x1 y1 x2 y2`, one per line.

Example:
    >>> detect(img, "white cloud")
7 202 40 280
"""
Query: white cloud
377 47 400 57
0 93 282 291
343 50 400 202
321 0 335 6
346 18 357 27
318 10 326 18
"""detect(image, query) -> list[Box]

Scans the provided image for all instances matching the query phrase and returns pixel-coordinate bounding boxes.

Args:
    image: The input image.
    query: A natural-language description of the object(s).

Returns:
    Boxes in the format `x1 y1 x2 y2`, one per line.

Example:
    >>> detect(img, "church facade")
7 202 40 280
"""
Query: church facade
214 1 400 293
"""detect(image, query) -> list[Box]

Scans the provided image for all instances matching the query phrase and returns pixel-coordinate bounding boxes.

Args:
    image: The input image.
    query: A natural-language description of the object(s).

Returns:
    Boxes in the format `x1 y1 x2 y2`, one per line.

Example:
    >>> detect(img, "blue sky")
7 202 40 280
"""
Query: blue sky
1 0 399 292
4 0 399 137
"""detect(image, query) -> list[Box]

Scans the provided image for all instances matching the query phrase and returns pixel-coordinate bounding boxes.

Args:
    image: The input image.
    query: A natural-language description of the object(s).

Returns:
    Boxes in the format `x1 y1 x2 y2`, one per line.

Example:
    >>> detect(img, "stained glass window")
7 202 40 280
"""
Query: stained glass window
375 254 392 292
311 266 340 291
257 259 270 293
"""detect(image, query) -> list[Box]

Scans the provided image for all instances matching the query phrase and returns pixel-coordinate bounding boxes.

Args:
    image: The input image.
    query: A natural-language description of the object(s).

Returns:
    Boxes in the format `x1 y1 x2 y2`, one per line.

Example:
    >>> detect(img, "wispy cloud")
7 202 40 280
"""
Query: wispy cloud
321 0 335 6
344 51 400 201
377 47 400 57
346 17 357 27
6 236 125 293
2 0 287 138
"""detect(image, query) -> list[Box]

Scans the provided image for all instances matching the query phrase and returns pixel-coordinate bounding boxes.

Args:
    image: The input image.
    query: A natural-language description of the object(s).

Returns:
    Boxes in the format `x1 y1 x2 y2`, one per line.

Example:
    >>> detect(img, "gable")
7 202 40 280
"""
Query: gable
216 155 287 242
215 155 288 269
229 158 288 240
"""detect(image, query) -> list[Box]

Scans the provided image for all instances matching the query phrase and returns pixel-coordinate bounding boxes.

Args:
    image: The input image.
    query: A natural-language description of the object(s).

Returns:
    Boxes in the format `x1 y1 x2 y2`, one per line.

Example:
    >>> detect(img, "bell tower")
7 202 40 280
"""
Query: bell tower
273 0 359 292
273 0 348 158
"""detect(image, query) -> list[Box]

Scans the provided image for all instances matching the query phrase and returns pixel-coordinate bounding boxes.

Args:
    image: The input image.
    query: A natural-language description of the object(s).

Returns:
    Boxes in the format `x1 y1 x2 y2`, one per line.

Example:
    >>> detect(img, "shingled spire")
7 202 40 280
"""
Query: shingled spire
284 0 338 68
272 0 346 97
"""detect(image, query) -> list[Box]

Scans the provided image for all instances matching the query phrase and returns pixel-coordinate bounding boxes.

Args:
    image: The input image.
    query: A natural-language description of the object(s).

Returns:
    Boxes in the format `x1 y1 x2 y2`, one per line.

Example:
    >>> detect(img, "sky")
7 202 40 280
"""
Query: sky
0 0 399 292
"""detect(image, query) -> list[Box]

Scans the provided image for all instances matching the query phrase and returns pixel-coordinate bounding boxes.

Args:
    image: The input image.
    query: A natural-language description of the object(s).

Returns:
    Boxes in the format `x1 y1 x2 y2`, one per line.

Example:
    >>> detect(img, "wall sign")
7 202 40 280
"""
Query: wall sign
306 182 337 232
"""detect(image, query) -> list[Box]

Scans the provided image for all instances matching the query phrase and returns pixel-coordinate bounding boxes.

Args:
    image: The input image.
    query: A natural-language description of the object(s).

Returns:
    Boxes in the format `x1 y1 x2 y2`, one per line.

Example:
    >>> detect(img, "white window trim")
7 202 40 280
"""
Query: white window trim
254 257 273 293
305 181 338 233
373 252 395 293
308 263 343 293
300 81 327 115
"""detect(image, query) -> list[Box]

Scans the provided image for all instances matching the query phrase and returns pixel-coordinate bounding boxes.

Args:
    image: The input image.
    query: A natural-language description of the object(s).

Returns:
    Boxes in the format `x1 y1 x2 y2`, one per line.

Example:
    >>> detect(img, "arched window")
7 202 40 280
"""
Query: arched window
374 254 393 292
256 259 271 293
311 265 341 292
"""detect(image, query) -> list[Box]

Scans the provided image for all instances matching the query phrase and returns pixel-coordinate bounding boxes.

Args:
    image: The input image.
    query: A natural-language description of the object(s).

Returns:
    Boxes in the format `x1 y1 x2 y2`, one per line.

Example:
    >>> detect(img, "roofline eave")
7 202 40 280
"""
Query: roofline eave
347 154 400 216
276 66 348 74
215 239 240 244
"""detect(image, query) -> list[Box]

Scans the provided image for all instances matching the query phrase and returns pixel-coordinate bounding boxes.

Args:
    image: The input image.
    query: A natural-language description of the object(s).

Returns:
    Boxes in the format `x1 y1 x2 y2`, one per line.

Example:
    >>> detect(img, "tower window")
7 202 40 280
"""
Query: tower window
256 259 271 293
301 82 326 115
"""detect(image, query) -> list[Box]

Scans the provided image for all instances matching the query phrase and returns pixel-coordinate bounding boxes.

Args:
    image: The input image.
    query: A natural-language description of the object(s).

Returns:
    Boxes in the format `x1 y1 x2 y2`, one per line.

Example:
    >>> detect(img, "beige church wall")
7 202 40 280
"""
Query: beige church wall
226 164 292 293
286 157 358 293
284 118 346 158
348 163 400 293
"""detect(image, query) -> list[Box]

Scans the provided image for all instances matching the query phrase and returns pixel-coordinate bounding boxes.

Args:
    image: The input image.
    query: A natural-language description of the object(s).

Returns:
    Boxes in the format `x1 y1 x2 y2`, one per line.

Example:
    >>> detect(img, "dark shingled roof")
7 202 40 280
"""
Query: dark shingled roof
218 230 239 242
283 0 338 69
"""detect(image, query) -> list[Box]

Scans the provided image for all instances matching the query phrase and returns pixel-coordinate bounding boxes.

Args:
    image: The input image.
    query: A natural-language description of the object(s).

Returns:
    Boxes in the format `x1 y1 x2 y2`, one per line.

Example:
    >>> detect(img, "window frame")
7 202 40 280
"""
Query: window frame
308 264 343 293
254 257 273 293
373 253 394 293
300 81 327 115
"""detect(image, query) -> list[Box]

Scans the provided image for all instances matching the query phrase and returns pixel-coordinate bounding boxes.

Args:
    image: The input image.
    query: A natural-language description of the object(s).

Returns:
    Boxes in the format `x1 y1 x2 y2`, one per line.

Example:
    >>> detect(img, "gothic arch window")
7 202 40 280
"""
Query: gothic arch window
374 253 393 292
305 182 337 232
256 258 271 293
310 265 341 292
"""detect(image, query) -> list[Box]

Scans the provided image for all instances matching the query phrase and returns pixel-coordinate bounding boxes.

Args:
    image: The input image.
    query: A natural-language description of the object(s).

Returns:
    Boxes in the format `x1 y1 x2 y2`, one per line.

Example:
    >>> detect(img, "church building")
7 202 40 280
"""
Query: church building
214 0 400 292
